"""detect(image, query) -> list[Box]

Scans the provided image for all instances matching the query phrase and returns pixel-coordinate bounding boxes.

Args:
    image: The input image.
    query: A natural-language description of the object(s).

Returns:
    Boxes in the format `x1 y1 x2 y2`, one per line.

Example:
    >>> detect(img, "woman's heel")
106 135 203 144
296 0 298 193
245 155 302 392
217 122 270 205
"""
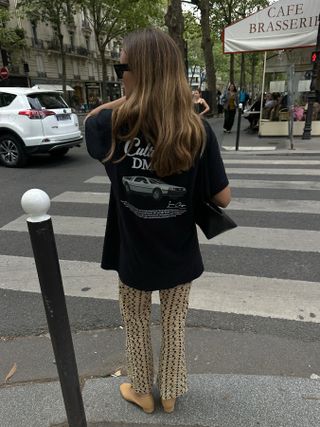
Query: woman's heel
161 397 176 413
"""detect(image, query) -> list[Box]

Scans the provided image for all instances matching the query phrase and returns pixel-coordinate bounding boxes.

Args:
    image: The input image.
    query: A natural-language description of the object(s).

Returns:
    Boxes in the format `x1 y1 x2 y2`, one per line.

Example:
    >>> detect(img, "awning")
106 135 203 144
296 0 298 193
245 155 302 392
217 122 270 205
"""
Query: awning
223 0 320 53
32 84 74 92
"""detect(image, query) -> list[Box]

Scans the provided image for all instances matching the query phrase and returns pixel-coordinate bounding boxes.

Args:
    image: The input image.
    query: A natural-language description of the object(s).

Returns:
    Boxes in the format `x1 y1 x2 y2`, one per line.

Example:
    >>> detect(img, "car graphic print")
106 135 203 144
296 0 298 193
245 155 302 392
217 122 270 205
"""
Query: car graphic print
122 176 186 201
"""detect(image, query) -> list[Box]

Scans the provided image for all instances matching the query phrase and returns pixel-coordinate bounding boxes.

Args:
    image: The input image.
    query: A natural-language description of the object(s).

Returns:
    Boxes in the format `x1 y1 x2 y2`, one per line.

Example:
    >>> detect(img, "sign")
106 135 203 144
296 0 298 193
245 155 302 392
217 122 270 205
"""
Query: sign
270 80 286 92
0 67 9 80
224 0 320 53
298 80 311 91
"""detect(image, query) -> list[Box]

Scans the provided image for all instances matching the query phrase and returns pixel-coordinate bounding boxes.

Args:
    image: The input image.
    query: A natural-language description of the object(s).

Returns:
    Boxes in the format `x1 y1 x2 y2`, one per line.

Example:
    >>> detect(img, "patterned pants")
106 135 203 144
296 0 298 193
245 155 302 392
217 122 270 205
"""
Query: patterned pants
119 281 191 400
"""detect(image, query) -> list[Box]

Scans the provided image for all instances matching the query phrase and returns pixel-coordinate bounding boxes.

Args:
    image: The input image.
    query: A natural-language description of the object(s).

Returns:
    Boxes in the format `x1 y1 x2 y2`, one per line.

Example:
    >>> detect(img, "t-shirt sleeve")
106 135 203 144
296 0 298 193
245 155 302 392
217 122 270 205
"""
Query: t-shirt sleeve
200 120 229 197
85 109 112 161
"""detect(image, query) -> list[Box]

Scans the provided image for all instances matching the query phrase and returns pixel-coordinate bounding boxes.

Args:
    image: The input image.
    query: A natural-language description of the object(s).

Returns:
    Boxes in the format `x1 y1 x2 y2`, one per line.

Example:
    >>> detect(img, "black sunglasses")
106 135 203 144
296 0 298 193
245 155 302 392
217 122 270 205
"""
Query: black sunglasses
114 63 130 79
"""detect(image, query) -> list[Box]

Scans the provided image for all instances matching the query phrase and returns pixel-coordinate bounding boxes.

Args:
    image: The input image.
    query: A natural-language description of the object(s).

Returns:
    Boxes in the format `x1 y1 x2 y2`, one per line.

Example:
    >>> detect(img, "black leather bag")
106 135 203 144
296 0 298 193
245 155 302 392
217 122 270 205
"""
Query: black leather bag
195 144 237 239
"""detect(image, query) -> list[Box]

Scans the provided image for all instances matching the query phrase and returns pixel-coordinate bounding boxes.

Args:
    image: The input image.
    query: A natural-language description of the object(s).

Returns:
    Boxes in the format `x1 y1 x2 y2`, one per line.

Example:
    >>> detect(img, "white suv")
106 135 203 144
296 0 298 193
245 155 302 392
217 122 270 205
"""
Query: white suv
0 87 83 167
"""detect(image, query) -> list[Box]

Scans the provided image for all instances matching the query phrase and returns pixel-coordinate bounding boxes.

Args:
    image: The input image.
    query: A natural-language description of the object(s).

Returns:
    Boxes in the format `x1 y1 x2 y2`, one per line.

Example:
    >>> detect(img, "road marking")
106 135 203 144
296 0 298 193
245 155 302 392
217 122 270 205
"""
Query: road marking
2 216 320 252
85 176 110 184
229 179 320 190
222 146 277 151
1 255 319 323
52 192 320 214
224 159 320 165
226 168 320 175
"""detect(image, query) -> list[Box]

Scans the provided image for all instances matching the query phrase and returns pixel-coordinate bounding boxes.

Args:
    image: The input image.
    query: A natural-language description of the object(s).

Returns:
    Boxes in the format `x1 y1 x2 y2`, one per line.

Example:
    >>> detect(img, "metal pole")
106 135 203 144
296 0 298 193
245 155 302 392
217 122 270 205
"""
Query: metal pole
259 51 267 136
287 64 295 150
302 13 320 140
235 103 243 151
21 189 87 427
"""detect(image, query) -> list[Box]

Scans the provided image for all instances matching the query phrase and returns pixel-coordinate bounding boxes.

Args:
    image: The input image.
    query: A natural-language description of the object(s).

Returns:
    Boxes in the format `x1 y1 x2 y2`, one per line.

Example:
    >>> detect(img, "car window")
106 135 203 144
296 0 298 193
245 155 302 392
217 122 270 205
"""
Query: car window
27 92 68 109
149 178 161 184
135 177 147 183
0 92 16 107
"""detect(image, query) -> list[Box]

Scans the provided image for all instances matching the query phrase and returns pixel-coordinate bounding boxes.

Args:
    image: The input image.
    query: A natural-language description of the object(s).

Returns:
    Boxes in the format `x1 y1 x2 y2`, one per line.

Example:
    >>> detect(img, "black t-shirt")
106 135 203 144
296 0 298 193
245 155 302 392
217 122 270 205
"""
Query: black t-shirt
85 109 229 291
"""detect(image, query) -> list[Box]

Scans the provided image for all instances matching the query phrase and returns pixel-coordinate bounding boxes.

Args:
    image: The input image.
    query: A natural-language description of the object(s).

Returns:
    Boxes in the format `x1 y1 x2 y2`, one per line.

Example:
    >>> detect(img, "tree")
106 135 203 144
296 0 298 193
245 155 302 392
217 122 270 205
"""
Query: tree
81 0 165 101
184 11 204 85
165 0 185 62
18 0 77 98
192 0 217 114
0 8 25 68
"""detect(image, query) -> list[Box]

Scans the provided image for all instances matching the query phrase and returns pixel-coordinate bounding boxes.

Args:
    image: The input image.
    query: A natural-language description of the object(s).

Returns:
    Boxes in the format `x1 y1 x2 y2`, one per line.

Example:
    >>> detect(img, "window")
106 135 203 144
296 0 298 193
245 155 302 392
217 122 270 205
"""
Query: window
31 20 38 43
0 92 16 107
88 62 94 77
85 36 90 51
69 32 75 51
35 55 45 73
27 92 68 110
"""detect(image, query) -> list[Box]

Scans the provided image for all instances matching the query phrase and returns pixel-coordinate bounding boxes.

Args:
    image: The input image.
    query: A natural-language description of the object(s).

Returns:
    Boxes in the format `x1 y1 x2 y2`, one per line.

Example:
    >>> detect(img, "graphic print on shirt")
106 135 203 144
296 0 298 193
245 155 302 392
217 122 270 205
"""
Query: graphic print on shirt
119 137 188 220
122 176 186 201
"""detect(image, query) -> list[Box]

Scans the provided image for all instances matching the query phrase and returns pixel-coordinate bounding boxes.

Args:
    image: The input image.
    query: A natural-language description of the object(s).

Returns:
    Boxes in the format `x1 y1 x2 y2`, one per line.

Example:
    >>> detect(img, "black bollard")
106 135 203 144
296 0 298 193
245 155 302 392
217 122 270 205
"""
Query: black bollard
235 103 243 151
22 189 87 427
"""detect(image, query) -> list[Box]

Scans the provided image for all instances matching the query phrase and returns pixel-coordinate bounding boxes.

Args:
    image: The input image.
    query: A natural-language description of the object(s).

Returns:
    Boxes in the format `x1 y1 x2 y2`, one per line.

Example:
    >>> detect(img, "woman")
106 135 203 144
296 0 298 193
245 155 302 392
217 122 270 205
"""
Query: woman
192 88 210 116
85 28 231 414
222 83 238 133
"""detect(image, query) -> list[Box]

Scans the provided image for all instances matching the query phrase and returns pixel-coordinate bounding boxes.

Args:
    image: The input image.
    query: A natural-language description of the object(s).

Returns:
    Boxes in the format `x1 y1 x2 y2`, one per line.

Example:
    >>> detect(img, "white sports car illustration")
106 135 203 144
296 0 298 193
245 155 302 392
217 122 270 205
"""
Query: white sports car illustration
122 176 186 200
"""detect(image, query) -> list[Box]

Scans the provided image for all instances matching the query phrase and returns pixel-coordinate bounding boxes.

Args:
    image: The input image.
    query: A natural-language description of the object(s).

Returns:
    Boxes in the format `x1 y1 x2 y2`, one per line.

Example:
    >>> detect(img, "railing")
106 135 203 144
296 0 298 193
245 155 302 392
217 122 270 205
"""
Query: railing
37 71 47 78
31 38 44 49
88 75 95 81
73 74 80 80
76 46 89 56
47 39 60 51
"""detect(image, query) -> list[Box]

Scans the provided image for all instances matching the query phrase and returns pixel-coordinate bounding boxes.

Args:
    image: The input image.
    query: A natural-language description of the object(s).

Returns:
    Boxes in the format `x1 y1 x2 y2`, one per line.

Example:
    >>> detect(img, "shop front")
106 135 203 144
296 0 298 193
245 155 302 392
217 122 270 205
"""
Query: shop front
223 0 320 138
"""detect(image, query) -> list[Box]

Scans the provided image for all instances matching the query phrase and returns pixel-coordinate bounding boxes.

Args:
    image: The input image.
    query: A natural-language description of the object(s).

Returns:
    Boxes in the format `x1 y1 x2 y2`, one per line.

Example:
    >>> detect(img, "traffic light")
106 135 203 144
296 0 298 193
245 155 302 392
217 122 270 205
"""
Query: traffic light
311 51 320 63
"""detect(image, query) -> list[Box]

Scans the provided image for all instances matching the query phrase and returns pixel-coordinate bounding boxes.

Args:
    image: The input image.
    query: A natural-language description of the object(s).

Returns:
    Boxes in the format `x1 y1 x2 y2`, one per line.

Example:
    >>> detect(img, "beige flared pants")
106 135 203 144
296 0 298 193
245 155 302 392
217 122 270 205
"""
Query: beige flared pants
119 280 191 400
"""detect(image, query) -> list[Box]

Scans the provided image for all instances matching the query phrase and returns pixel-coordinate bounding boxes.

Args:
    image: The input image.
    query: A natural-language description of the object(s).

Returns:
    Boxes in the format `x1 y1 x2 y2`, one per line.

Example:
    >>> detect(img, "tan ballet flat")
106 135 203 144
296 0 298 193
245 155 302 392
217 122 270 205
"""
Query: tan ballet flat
161 397 176 413
120 383 155 413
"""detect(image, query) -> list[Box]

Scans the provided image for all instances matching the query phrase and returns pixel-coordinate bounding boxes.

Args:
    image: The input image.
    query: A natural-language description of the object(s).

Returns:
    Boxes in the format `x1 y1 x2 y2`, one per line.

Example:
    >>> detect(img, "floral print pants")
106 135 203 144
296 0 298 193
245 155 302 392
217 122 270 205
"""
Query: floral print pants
119 280 191 399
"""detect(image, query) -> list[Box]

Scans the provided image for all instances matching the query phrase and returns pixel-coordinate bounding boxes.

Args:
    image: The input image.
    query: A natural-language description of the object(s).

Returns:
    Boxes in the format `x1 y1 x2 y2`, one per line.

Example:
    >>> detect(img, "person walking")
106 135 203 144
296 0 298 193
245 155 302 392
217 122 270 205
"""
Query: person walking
222 83 238 133
85 28 231 415
192 88 210 116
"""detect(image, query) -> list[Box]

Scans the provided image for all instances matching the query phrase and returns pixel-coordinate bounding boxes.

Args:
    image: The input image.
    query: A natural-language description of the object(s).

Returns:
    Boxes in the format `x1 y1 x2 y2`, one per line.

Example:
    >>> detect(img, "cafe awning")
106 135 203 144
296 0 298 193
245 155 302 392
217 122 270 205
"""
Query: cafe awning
223 0 320 53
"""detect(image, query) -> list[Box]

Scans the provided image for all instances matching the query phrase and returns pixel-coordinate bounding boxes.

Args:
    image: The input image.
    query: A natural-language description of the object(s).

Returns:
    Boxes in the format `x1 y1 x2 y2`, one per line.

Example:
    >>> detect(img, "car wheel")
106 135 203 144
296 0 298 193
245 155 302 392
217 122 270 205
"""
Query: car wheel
152 188 162 200
50 148 69 158
125 183 130 193
0 134 28 168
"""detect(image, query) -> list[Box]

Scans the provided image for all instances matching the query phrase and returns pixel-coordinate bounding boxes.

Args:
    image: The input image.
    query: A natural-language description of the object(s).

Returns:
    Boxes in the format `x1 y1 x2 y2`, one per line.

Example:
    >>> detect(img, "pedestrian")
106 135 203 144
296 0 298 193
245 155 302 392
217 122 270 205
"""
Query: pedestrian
217 89 223 117
85 28 231 415
192 88 210 116
222 82 238 133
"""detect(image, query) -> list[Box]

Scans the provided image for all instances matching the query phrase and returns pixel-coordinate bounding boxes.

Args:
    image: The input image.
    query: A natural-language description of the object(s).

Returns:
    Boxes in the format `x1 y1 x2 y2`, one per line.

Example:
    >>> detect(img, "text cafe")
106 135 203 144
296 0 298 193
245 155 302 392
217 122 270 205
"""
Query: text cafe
223 0 320 137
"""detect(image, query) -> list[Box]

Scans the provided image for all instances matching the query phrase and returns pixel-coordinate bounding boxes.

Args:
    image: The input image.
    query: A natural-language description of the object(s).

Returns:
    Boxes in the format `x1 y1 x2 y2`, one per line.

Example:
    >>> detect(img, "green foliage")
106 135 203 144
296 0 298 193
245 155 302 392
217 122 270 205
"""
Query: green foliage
0 9 25 51
80 0 166 50
17 0 78 35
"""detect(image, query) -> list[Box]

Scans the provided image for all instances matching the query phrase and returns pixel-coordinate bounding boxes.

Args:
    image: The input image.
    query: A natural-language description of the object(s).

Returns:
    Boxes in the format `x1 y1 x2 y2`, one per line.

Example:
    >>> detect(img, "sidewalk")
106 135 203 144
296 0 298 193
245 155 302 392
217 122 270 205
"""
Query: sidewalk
1 326 320 426
206 116 320 156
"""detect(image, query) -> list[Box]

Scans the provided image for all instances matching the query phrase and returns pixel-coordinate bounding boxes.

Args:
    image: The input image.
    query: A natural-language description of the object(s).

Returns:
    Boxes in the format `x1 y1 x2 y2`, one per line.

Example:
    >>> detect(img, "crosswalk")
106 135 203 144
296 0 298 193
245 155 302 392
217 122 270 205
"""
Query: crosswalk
1 155 320 326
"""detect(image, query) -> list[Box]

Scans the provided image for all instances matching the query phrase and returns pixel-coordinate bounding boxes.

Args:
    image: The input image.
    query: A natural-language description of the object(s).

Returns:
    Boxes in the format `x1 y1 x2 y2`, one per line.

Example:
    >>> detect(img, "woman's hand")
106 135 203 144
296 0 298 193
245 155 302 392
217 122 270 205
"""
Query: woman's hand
85 96 126 122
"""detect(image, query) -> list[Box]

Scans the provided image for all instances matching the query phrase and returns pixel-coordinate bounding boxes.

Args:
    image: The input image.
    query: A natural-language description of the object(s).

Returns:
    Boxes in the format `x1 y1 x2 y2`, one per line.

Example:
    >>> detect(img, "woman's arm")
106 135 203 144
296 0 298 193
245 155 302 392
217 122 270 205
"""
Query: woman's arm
212 185 231 208
85 96 126 122
199 98 210 116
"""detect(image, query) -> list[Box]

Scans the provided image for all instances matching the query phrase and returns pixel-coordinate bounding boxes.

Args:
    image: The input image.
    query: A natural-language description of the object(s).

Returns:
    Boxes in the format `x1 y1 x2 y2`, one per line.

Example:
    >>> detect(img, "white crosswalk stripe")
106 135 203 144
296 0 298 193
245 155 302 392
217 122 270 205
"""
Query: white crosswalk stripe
2 216 320 253
1 155 320 324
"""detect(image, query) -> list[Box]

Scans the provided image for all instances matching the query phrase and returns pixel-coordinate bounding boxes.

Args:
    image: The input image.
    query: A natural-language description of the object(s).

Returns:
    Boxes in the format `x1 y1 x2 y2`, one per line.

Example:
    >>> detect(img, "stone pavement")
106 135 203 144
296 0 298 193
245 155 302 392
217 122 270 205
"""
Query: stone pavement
1 326 320 427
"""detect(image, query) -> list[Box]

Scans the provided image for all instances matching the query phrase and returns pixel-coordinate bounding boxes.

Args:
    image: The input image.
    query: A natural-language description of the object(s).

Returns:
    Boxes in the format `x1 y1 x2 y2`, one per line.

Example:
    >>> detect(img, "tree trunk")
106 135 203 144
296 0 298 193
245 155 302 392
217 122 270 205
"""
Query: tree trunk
240 53 245 89
199 0 217 114
58 32 67 100
165 0 186 66
190 64 196 85
251 55 256 99
229 54 234 84
100 50 108 102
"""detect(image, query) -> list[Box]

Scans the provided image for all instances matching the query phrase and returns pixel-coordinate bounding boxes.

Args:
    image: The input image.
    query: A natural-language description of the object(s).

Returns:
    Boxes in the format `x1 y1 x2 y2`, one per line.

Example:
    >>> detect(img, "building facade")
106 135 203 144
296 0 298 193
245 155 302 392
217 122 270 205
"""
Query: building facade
0 0 121 109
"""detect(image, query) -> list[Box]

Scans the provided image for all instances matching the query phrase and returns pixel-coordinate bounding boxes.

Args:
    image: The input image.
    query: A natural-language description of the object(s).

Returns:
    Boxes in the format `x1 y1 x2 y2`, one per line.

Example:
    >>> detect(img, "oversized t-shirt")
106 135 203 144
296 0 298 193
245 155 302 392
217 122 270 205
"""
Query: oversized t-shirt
85 109 228 291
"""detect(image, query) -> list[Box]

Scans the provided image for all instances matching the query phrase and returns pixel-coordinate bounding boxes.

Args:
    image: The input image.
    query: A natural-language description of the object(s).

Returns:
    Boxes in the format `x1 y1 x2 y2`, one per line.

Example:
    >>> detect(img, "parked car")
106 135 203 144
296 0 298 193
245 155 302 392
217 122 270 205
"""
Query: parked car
0 87 83 167
122 176 186 200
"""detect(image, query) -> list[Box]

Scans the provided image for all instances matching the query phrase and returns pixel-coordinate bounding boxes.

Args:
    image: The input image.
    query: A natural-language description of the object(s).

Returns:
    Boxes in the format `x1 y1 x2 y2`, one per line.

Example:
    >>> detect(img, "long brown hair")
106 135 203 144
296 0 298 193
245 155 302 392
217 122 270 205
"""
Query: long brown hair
107 28 206 177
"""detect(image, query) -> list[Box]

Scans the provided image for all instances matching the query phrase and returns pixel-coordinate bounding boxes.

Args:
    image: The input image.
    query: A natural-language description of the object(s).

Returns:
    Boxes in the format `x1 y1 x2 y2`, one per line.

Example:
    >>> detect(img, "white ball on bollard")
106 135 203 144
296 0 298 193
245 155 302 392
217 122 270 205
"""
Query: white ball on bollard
21 189 51 223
